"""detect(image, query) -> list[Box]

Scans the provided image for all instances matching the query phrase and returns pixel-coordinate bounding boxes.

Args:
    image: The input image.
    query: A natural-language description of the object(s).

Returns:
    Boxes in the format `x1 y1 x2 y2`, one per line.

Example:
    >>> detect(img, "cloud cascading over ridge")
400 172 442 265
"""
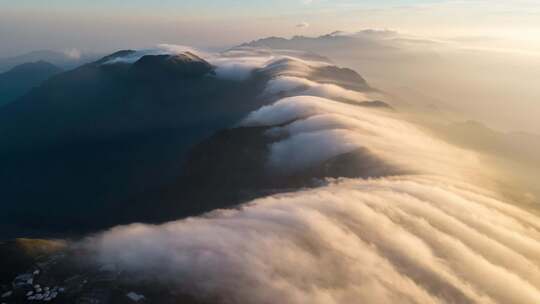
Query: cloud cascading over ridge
86 47 540 304
241 95 481 179
263 76 369 102
90 177 540 304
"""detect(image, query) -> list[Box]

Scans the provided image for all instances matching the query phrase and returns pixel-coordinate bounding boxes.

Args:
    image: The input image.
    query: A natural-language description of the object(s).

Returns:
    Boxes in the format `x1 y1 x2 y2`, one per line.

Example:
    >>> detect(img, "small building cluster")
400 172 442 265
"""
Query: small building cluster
1 267 66 303
2 252 156 304
24 284 63 302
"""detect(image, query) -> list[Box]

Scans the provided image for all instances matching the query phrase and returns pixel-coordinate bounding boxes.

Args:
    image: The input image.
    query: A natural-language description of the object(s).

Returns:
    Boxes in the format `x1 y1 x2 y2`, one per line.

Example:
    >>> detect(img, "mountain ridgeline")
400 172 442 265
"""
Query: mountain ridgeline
0 61 63 107
0 50 100 73
0 49 378 238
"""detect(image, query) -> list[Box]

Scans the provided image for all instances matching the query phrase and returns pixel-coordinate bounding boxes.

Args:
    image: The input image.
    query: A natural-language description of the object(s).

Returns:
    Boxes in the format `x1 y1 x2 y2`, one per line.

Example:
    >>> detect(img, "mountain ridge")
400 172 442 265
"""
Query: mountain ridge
0 61 62 107
0 48 378 237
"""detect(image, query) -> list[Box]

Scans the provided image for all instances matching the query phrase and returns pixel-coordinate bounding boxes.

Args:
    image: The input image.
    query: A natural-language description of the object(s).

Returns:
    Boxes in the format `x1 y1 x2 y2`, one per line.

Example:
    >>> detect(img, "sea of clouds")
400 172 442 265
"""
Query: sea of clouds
86 46 540 304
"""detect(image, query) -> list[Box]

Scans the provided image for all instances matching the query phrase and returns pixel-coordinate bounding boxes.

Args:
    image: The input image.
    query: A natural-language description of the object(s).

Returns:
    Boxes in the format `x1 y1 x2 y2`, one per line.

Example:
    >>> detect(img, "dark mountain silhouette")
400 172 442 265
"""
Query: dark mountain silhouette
0 61 63 107
0 51 269 237
133 52 213 77
0 49 377 238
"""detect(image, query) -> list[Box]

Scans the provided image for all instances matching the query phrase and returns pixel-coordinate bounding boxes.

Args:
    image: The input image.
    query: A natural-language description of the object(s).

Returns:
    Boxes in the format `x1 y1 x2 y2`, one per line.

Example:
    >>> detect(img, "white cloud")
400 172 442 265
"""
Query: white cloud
242 95 481 180
263 76 369 101
63 48 81 60
89 177 540 304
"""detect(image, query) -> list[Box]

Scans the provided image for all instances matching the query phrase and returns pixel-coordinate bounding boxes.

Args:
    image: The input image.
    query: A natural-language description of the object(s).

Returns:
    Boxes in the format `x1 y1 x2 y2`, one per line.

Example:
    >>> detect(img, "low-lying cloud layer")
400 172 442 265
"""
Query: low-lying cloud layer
91 177 540 304
86 47 540 303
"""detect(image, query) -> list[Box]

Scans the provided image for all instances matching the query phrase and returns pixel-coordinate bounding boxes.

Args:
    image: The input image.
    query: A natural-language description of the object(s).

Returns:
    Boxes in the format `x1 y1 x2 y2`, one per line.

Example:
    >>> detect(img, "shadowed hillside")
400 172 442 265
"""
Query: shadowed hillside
0 61 62 107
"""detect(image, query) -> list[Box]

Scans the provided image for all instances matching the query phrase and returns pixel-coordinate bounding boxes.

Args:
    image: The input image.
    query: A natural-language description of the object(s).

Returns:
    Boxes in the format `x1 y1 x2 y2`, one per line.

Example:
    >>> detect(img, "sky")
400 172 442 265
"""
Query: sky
1 0 540 56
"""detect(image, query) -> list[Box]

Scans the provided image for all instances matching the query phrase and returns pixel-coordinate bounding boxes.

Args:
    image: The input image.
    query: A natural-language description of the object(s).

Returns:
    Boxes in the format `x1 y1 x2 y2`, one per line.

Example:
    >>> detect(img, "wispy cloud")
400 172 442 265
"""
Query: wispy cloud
296 22 310 28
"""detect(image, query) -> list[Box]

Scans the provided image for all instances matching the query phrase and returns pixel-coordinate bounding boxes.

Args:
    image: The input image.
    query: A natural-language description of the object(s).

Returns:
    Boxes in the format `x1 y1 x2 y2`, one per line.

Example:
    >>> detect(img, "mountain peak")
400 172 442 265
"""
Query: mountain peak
95 50 137 65
132 53 213 78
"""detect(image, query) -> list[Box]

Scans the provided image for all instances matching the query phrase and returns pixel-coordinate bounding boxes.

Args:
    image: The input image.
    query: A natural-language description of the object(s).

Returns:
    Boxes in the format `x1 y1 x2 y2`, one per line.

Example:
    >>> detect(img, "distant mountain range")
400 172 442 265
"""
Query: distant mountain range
0 50 100 73
0 61 63 107
434 120 540 166
240 29 429 58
